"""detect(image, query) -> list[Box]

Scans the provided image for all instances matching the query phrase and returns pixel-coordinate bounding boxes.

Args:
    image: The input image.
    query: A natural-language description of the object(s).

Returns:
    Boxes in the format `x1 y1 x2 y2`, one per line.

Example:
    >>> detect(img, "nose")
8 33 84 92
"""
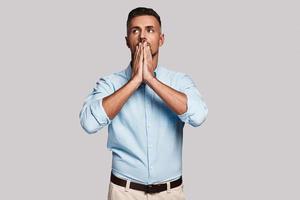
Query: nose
140 37 147 43
139 30 147 43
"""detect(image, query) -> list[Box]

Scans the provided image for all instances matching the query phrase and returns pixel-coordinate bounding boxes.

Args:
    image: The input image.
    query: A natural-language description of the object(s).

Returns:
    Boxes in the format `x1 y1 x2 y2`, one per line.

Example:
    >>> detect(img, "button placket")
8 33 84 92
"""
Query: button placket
145 85 155 179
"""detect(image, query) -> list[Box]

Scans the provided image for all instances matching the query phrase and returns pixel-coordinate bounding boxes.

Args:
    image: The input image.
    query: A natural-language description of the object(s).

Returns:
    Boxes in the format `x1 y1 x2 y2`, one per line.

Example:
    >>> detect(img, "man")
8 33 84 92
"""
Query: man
79 7 208 200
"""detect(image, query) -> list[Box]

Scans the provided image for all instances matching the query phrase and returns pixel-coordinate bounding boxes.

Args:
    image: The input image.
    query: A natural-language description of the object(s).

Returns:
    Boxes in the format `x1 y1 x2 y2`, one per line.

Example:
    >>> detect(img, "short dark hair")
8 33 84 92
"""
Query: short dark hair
126 7 161 30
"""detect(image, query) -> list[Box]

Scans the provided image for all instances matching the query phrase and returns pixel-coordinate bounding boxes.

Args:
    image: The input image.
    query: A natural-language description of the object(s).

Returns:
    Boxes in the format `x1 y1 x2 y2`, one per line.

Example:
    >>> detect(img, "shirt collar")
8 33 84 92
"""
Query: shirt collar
125 62 161 80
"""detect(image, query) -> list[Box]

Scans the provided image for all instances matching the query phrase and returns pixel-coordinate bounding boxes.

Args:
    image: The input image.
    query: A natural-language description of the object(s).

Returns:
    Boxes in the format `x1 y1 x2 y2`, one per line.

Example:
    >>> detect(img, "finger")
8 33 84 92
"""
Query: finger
137 43 143 62
137 42 142 55
143 41 147 49
134 43 142 63
143 44 149 62
143 43 147 61
134 44 139 59
139 44 144 65
136 42 141 53
146 45 152 61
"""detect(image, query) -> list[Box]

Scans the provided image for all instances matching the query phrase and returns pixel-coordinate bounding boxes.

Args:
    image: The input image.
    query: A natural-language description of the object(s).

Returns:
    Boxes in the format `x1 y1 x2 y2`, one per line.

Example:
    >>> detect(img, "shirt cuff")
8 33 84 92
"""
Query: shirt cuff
177 93 191 123
90 98 112 126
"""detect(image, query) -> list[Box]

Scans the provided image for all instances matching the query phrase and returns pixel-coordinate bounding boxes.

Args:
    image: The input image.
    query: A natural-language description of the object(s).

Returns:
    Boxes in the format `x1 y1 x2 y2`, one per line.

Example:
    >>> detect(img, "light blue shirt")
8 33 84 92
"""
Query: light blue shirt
79 63 208 184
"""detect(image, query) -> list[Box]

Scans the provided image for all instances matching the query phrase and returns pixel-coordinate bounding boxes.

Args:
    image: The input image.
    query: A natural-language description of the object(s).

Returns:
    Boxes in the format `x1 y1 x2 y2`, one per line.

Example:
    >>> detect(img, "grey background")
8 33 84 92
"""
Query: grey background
0 0 299 199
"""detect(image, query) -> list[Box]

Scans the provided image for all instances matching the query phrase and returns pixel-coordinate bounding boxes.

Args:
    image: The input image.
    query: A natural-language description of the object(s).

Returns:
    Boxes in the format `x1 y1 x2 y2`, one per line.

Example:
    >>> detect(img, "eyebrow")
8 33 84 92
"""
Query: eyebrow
130 25 155 30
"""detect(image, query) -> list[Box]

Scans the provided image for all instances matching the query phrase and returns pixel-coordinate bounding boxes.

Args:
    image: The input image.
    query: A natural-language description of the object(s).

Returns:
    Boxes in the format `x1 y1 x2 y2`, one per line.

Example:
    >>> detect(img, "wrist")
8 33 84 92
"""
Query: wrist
130 77 142 87
144 75 156 85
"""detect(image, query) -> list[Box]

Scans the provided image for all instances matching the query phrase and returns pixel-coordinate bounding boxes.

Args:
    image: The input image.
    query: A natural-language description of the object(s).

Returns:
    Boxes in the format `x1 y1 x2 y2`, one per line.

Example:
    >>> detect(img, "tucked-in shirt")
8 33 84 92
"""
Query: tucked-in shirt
79 62 208 184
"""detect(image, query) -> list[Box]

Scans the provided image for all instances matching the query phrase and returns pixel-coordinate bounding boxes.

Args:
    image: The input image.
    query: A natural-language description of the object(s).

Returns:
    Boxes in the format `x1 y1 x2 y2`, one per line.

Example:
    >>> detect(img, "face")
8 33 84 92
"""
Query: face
125 15 164 58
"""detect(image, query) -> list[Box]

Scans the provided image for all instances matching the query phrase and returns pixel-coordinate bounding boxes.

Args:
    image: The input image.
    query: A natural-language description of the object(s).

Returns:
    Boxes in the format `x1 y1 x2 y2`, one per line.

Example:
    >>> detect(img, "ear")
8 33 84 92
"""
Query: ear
159 33 165 47
125 36 130 48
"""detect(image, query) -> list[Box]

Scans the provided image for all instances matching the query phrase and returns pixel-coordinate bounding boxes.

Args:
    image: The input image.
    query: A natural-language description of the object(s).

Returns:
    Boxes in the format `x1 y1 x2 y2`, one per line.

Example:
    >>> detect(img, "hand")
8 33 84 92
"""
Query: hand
130 42 143 85
142 41 155 84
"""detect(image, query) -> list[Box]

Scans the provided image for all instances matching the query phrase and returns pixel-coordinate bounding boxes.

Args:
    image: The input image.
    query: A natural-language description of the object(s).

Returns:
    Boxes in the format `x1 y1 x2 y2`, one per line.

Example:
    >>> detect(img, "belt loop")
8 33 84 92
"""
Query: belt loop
125 180 130 192
167 182 171 193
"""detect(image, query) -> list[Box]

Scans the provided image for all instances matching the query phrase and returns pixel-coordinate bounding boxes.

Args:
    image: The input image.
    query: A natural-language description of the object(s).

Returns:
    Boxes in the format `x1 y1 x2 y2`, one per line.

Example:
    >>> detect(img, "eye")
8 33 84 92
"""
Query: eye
132 29 139 34
148 29 154 33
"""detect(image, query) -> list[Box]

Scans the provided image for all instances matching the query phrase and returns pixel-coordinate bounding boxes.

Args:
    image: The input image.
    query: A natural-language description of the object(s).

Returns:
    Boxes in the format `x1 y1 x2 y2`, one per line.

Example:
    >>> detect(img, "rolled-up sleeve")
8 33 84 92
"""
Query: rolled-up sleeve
79 76 114 134
176 73 208 127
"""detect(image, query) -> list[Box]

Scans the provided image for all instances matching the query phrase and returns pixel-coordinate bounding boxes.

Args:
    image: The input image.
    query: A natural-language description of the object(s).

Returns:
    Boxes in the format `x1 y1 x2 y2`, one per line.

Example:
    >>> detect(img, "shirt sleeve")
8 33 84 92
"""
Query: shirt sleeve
79 76 114 134
176 73 208 127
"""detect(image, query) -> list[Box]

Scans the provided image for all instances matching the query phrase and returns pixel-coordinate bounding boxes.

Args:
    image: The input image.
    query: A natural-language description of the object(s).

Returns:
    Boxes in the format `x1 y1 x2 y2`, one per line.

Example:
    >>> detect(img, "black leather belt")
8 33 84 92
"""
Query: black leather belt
110 171 183 194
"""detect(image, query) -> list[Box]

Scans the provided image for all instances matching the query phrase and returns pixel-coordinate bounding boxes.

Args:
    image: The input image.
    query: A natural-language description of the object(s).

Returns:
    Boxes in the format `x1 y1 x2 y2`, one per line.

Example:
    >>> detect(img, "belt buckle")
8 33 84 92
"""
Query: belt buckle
146 184 157 194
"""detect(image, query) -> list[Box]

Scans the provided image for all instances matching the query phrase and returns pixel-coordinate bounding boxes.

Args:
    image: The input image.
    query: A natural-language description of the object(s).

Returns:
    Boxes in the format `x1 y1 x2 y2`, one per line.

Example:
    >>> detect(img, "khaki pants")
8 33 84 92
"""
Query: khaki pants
107 179 187 200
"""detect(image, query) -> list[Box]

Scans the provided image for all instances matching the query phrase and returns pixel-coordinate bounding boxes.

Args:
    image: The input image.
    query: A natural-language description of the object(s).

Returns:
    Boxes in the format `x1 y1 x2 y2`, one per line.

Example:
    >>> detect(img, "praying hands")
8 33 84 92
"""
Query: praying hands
131 41 156 85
